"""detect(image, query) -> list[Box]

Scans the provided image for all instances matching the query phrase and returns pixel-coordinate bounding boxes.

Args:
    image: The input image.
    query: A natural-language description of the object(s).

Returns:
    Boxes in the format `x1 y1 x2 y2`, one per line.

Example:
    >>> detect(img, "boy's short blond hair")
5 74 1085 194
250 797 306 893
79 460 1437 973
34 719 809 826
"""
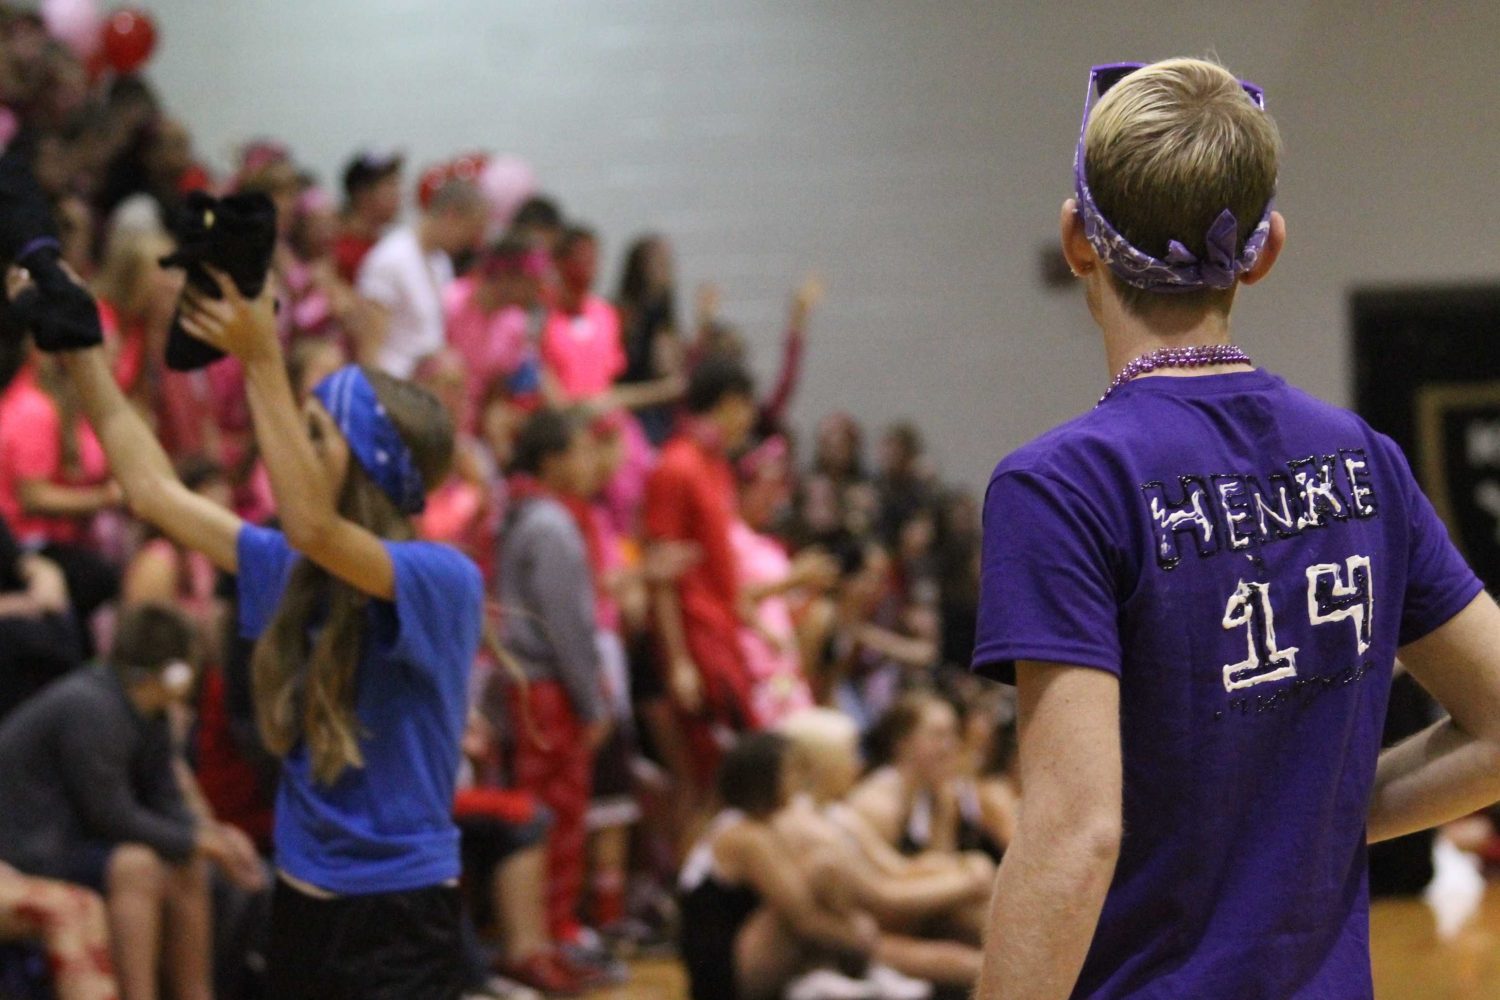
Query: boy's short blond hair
1084 58 1280 313
780 707 859 745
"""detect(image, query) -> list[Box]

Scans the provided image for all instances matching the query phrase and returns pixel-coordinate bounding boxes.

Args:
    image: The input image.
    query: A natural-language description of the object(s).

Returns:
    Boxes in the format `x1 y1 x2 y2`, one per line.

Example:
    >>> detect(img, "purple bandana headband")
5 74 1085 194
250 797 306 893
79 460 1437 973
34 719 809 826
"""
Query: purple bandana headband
312 366 427 515
1074 62 1273 294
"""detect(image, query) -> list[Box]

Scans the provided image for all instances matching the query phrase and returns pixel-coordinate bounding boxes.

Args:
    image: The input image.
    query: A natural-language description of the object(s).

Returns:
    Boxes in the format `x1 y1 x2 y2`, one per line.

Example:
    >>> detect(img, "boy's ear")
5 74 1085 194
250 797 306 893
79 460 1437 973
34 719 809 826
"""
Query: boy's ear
1238 210 1285 287
1060 199 1100 277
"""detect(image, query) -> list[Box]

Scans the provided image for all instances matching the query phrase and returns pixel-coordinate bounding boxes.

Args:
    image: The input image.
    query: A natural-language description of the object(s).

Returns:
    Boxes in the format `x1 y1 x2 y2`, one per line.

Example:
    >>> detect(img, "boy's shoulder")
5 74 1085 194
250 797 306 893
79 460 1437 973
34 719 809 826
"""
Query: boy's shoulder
507 495 580 545
991 372 1387 487
652 437 713 481
990 405 1129 488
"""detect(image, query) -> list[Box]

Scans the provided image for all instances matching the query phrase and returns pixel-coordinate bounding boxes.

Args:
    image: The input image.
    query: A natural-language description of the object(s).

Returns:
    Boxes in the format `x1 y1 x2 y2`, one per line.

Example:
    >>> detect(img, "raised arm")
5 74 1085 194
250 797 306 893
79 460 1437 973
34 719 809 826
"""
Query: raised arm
9 269 247 572
349 298 389 368
760 274 820 430
180 271 396 600
975 662 1121 1000
1367 593 1500 843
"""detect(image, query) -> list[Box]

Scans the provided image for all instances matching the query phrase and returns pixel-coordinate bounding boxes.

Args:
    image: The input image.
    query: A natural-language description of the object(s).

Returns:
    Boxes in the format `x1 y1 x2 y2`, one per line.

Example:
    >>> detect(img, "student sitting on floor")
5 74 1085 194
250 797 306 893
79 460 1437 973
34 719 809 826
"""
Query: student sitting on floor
679 731 932 1000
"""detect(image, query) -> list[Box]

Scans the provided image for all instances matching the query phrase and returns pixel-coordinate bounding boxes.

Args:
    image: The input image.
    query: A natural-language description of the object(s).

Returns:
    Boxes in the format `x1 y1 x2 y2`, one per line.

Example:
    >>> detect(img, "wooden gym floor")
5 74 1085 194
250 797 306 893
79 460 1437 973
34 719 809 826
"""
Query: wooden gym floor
589 883 1500 999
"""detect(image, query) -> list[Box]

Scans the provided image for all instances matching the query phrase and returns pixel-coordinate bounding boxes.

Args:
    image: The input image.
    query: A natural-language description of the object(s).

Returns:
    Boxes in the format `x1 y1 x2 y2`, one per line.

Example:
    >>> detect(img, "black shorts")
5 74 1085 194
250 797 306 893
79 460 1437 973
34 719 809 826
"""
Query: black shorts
458 807 550 928
627 629 666 704
266 878 466 1000
459 807 550 878
591 723 634 801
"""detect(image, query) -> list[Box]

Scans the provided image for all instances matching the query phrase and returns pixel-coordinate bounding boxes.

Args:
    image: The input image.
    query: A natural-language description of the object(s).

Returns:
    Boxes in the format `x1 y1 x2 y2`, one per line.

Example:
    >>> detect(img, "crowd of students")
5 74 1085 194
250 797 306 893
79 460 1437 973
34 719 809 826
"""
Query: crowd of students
0 8 1015 1000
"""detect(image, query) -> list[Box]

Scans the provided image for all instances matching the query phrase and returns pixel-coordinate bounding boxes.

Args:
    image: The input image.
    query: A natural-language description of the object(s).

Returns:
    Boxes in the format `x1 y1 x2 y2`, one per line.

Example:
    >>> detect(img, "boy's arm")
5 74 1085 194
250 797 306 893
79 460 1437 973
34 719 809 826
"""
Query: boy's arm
976 661 1121 1000
644 464 703 712
60 349 242 572
525 515 606 724
1369 593 1500 843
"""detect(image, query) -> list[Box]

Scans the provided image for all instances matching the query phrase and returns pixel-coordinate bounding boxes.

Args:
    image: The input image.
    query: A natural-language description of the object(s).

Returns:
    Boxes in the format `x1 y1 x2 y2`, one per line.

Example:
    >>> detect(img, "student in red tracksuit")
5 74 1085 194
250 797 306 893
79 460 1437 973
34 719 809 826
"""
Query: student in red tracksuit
498 409 608 948
643 359 760 799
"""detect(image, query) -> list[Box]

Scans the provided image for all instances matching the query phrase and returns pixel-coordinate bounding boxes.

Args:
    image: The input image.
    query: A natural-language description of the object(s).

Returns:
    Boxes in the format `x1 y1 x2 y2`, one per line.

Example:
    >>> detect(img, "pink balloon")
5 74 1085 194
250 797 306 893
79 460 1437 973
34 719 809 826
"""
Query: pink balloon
478 155 537 231
41 0 103 60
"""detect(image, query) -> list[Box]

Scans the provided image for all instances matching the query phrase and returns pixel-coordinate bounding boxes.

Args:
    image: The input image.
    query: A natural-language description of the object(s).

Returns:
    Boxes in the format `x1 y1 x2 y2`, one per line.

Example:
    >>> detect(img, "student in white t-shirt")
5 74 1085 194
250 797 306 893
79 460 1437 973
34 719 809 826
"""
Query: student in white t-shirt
357 180 487 379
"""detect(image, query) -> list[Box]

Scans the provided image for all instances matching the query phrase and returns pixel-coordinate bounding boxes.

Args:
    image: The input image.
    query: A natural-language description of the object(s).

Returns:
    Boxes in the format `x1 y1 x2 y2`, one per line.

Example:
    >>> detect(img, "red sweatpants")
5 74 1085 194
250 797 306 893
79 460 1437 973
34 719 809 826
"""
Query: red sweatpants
509 680 594 943
679 625 754 790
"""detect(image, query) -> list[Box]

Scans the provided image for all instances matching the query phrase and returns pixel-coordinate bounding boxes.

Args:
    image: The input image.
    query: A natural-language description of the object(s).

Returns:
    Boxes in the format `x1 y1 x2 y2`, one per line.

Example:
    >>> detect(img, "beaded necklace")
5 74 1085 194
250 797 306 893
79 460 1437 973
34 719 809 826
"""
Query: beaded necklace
1097 345 1252 407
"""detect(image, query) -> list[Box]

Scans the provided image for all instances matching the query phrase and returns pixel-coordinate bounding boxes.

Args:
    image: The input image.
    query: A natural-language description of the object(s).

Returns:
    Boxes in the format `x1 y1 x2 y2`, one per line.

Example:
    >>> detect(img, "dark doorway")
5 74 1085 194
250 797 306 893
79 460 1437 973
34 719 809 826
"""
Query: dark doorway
1353 284 1500 898
1352 285 1500 590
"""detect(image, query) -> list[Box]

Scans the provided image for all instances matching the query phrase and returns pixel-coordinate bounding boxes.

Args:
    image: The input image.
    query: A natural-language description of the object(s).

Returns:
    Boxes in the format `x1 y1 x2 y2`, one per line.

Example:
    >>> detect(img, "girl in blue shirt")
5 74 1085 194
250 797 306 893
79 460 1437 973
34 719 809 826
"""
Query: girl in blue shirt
50 266 483 1000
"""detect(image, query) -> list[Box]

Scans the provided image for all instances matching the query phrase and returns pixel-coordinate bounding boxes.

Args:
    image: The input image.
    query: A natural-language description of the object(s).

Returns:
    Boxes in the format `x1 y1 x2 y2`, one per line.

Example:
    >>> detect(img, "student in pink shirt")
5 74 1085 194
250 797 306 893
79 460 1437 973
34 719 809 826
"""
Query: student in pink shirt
281 186 380 355
442 236 548 433
0 355 123 634
542 226 626 403
730 436 827 728
0 357 117 549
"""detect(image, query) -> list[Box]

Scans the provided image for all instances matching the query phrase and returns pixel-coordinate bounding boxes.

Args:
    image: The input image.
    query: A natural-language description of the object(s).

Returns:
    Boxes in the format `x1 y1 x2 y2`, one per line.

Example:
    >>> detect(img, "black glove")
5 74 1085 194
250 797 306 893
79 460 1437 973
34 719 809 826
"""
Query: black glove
13 248 103 352
159 191 277 371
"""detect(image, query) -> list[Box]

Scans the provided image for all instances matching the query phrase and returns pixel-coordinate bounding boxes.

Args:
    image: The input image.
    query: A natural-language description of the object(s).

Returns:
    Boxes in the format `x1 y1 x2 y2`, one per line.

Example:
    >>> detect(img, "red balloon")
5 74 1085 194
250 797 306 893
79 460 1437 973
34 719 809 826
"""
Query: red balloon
101 7 157 75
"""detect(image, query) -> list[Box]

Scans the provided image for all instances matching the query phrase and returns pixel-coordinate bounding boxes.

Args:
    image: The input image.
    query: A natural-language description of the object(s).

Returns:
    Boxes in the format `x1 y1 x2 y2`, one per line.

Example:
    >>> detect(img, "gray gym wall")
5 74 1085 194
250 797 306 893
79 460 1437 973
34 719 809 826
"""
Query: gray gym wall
145 0 1500 489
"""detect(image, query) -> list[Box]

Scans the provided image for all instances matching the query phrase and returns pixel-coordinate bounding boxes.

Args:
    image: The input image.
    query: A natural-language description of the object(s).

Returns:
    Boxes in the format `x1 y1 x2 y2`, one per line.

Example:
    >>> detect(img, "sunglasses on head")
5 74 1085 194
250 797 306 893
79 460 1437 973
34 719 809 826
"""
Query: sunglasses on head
1076 61 1268 183
1088 61 1265 110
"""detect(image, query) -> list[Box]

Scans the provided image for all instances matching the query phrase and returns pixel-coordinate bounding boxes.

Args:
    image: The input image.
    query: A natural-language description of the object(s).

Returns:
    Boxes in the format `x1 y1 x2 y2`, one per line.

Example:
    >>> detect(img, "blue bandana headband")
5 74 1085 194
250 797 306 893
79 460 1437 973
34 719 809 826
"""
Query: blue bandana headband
312 366 427 515
1074 62 1274 294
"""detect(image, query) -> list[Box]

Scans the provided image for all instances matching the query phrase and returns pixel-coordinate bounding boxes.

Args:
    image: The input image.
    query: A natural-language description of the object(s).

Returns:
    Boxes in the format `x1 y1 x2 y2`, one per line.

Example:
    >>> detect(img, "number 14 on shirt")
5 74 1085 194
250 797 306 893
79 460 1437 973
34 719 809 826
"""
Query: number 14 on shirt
1222 556 1374 692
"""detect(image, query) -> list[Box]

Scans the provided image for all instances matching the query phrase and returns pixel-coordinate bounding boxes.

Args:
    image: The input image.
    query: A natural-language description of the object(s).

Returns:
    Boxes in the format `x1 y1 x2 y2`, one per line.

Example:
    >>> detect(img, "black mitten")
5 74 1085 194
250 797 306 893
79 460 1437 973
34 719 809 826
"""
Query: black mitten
159 192 277 371
16 250 104 352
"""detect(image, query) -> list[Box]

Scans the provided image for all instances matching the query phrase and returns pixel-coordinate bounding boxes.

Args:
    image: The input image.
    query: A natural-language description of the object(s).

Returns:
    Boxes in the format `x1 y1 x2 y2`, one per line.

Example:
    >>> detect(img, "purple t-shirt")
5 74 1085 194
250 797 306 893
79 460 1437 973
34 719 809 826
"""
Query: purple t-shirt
973 369 1483 1000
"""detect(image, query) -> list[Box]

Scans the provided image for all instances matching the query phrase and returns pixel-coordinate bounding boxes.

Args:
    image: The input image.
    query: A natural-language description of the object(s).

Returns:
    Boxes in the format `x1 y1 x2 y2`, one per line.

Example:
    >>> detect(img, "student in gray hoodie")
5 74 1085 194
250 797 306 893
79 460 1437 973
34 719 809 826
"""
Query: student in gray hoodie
0 603 265 1000
499 407 609 948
